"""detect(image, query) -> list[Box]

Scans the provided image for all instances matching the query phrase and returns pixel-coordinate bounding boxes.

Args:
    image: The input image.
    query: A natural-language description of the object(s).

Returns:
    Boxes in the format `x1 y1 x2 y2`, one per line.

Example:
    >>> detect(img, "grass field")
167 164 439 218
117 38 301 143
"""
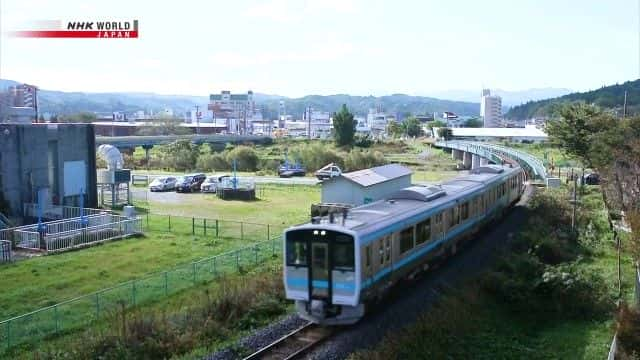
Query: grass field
1 185 318 322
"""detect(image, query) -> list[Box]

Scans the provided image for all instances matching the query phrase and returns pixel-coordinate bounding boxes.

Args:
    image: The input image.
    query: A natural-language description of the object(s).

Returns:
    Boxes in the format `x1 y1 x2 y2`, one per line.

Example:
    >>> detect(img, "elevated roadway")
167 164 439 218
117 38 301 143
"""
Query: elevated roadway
95 134 272 149
435 140 548 183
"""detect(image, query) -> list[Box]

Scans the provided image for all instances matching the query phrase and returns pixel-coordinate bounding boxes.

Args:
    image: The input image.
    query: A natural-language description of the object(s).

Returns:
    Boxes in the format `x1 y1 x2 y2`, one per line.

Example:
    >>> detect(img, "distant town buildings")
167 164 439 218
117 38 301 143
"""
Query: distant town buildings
480 89 503 128
208 90 262 134
367 108 393 136
0 84 38 124
303 107 332 139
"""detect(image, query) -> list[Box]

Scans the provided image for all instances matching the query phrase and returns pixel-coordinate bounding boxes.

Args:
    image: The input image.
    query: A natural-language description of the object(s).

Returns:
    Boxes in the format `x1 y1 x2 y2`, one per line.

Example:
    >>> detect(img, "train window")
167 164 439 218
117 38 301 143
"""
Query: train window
435 213 443 224
460 202 469 221
416 218 431 244
385 236 391 262
379 240 385 265
448 207 459 227
286 239 308 266
365 245 371 268
333 235 355 271
400 227 414 253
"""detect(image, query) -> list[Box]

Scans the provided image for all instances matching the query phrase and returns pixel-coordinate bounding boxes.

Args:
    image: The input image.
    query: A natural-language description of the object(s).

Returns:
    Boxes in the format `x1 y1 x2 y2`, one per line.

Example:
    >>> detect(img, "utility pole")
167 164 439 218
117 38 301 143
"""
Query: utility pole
195 105 200 135
571 169 577 232
623 91 628 119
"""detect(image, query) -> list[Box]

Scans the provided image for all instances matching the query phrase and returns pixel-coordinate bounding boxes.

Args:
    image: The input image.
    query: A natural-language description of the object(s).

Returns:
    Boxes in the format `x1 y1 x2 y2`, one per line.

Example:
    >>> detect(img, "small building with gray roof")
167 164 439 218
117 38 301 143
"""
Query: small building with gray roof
321 164 412 206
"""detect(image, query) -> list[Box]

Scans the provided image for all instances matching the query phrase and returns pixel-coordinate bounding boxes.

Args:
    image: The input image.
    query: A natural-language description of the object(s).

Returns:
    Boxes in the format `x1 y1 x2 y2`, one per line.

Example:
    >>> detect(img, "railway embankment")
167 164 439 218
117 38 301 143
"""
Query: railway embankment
350 184 631 359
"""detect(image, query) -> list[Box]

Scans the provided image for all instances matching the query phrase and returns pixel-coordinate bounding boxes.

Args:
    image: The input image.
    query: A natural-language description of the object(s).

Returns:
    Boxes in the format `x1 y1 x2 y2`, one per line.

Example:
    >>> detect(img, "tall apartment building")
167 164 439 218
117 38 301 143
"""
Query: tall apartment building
303 107 332 139
208 91 257 134
0 84 38 123
367 108 391 136
480 89 503 128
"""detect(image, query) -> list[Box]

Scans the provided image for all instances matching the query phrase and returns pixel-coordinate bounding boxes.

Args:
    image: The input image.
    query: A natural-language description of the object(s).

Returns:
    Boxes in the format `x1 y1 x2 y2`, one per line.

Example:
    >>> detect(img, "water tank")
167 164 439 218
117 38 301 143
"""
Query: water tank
97 144 124 170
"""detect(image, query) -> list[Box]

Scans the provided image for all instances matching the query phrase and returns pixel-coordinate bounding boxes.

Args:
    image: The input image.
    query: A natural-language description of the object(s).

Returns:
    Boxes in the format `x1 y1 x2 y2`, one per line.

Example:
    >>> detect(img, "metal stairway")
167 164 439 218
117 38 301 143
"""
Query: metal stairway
0 212 12 230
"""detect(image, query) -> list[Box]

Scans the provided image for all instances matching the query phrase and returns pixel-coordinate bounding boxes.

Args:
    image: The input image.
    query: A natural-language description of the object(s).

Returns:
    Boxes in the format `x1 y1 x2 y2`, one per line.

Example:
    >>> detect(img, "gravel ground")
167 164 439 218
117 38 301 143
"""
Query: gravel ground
206 186 535 360
204 314 308 360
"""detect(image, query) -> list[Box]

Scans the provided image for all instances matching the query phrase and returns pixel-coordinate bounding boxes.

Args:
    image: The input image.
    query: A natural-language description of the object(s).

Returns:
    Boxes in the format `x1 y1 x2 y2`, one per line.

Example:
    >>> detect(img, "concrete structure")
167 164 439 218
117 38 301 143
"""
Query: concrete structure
366 108 392 136
433 125 547 143
480 89 503 128
92 121 227 136
435 140 548 182
321 164 412 206
208 90 259 134
303 107 332 139
0 84 38 123
0 123 97 221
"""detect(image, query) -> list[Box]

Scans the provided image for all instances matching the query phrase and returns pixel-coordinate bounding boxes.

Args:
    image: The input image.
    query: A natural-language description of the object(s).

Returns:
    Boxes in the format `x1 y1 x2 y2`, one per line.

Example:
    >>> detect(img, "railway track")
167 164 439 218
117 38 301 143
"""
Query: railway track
242 322 333 360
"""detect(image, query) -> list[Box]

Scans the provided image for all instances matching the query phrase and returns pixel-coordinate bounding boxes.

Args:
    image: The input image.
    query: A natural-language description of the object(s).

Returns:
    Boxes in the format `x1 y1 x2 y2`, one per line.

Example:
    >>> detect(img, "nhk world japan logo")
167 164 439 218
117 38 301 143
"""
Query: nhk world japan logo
11 20 139 38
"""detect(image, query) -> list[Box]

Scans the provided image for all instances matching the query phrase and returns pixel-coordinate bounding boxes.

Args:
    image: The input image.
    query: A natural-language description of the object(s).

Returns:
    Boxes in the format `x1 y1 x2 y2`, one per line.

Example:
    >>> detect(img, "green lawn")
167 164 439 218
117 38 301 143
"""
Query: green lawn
1 185 318 321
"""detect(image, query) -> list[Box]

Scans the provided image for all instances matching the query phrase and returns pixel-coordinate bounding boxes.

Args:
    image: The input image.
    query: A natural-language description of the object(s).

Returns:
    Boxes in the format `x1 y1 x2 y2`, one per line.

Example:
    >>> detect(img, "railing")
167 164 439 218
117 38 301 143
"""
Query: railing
23 203 111 221
435 140 548 181
8 214 142 253
0 240 10 263
0 235 282 353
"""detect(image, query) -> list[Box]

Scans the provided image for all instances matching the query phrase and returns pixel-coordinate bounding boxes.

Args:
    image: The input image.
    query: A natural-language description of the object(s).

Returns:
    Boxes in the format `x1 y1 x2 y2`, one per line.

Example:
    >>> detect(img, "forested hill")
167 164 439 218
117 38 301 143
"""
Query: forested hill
1 79 479 117
506 79 640 120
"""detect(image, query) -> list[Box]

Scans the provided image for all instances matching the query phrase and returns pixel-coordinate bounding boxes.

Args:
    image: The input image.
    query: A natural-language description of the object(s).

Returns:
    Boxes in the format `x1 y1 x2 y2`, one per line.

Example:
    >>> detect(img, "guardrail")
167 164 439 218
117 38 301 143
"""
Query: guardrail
0 235 282 353
7 214 142 253
0 240 10 263
23 203 112 221
435 140 548 180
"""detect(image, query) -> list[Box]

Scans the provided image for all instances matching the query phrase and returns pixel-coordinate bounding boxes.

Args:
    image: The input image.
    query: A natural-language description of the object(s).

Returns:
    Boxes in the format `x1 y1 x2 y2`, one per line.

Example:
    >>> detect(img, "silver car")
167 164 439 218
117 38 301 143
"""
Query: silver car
149 176 177 192
200 176 218 193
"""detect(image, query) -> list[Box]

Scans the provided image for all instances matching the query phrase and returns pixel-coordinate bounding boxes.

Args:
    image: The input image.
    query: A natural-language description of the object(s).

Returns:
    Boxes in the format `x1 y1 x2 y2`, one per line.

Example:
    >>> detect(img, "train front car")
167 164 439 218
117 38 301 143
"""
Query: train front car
284 225 364 325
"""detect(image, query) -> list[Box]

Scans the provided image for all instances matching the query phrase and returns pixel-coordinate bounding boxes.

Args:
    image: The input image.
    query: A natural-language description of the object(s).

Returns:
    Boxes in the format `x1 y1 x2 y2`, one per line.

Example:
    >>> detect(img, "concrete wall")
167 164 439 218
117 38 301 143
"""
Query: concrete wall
321 175 412 206
0 124 97 220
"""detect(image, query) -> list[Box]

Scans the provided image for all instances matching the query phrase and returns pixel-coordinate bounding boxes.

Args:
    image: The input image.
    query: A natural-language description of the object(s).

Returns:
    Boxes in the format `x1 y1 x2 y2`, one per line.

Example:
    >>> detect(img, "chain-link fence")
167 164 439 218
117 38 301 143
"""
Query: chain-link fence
0 235 282 353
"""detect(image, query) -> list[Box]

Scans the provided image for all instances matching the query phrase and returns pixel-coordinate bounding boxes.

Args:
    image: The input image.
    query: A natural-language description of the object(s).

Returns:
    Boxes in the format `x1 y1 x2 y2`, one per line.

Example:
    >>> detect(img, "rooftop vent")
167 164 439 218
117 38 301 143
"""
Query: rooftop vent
388 185 447 202
470 165 504 174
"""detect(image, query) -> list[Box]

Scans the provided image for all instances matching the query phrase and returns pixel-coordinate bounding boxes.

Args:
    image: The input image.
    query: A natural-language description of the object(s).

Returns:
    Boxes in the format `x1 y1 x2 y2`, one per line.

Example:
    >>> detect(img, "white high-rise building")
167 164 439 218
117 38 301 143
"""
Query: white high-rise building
480 89 503 127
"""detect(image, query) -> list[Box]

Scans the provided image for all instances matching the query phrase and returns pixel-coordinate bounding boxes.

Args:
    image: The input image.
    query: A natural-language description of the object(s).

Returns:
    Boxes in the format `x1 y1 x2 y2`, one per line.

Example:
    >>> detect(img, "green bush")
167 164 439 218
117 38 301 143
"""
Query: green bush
196 153 229 172
343 149 386 172
289 143 342 172
226 146 259 171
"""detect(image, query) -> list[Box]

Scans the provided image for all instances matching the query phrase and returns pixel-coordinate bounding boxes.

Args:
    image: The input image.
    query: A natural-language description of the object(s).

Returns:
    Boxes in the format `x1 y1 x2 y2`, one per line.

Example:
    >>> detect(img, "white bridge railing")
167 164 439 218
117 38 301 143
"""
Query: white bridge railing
23 203 111 221
7 214 142 253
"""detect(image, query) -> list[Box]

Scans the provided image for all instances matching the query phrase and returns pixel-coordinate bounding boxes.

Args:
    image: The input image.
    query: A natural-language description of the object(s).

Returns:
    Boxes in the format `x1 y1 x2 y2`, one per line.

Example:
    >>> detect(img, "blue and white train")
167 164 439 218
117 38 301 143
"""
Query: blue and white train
283 164 525 325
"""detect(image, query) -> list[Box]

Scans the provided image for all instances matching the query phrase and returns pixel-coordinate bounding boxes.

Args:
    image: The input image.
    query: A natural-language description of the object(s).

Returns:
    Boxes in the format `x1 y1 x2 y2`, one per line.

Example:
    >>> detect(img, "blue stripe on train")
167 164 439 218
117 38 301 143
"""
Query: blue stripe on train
361 198 507 290
286 278 355 291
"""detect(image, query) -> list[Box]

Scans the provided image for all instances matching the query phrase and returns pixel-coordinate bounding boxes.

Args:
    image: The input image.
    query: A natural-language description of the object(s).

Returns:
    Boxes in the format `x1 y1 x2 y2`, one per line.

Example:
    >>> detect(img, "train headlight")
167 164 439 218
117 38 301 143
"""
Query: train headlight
321 230 326 236
313 230 319 235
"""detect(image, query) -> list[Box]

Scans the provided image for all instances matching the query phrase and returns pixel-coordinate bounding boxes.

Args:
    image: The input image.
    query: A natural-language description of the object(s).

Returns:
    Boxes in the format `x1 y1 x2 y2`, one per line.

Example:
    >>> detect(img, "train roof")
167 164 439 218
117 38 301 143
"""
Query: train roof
293 165 521 239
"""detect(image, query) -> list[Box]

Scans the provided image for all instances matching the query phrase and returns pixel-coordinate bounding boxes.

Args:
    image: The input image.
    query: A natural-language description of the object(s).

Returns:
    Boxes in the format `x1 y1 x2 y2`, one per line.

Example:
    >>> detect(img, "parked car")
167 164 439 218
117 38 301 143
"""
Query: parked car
315 163 342 180
148 176 177 192
582 173 600 185
200 174 230 193
175 173 206 192
278 162 306 178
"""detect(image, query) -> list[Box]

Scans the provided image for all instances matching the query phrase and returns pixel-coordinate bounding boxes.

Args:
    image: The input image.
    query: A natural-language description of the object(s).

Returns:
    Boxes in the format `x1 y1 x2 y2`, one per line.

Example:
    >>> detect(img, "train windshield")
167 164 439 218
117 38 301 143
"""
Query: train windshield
285 229 355 271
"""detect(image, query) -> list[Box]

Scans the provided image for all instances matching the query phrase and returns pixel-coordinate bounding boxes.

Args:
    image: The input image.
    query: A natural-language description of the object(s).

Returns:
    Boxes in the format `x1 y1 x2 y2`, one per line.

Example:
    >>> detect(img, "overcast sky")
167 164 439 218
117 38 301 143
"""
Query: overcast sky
0 0 637 97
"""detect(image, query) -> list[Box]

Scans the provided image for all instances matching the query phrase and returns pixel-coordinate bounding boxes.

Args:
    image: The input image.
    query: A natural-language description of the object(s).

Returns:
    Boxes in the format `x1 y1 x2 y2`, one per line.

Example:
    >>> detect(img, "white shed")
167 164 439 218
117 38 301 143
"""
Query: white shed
321 164 412 206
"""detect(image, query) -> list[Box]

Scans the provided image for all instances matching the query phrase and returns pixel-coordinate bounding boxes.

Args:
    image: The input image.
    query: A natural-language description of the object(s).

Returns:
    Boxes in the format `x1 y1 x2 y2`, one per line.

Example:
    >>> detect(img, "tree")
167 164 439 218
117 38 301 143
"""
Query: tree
403 116 423 137
59 112 97 123
332 104 356 146
136 118 192 136
464 118 483 128
546 103 613 167
425 120 446 129
164 140 200 171
386 120 403 138
437 127 453 140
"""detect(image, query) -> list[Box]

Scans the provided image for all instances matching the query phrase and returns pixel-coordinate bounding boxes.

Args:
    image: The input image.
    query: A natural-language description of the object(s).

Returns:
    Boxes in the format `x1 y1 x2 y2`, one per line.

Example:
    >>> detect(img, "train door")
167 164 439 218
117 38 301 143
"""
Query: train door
310 242 330 299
